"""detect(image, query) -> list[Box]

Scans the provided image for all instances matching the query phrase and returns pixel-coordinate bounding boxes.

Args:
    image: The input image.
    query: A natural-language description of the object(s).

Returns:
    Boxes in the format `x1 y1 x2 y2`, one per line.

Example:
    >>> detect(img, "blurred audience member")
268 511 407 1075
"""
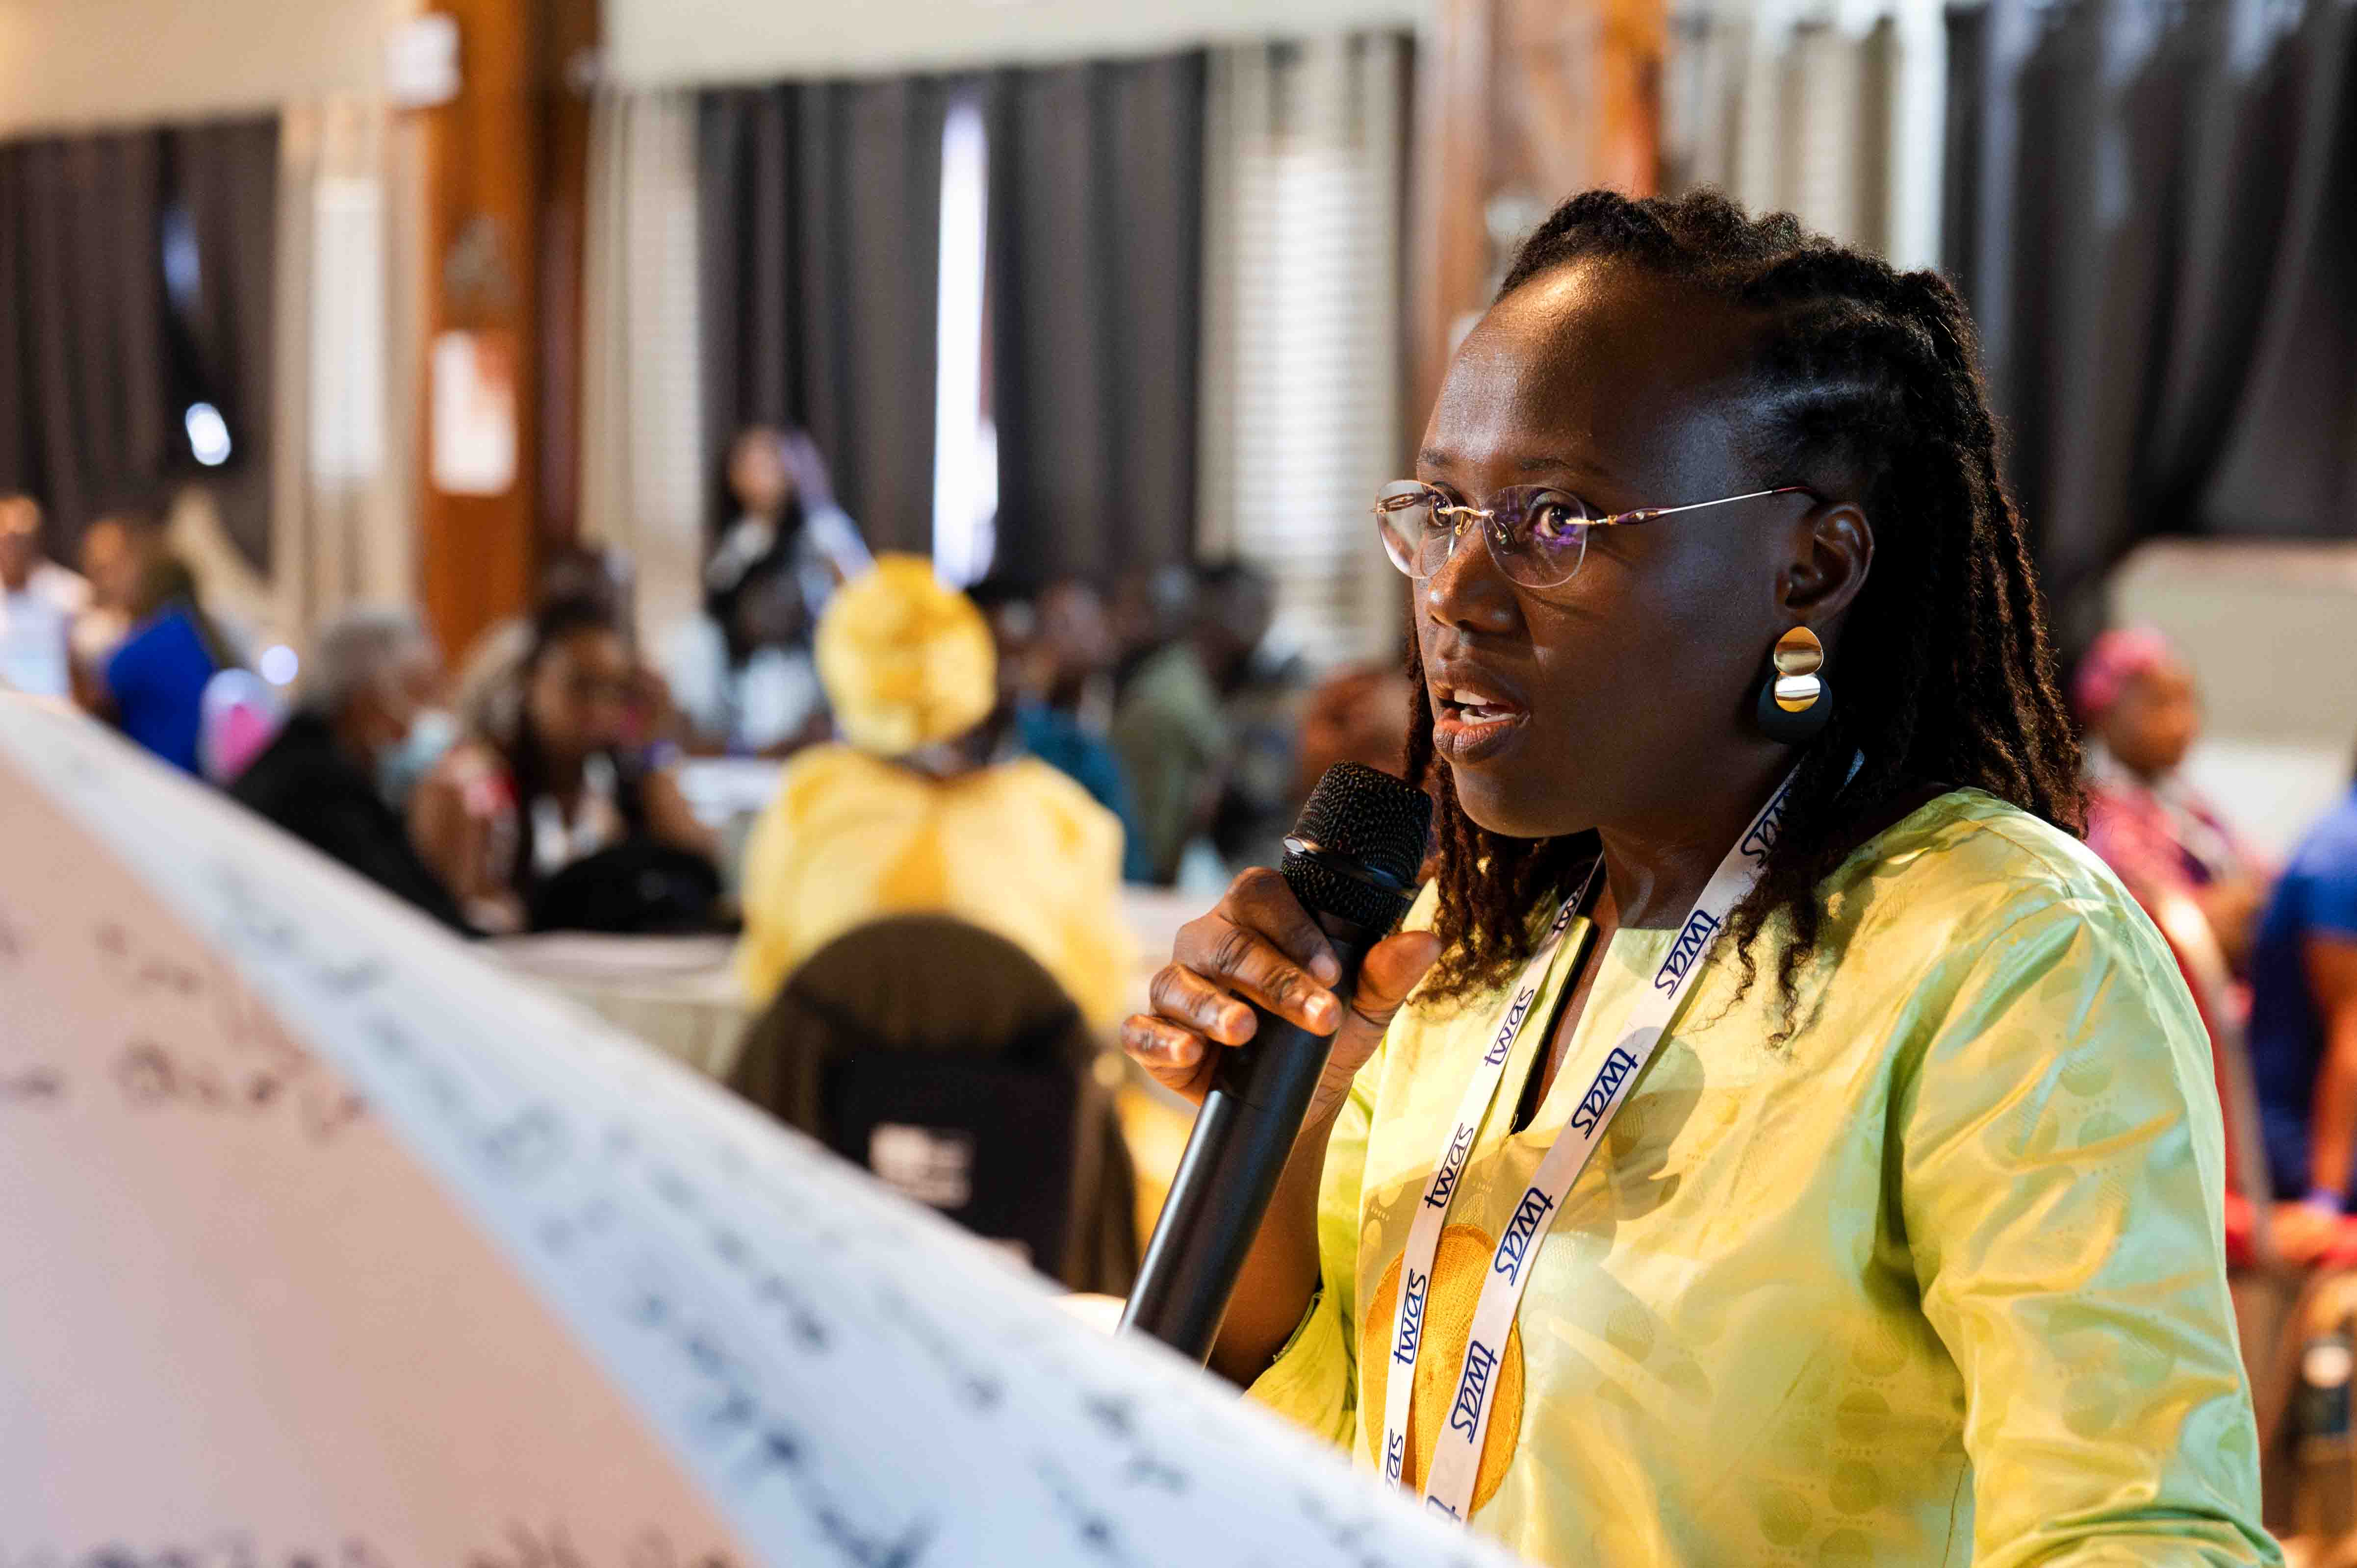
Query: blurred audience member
1036 579 1119 730
1293 660 1415 803
161 486 267 663
452 545 637 746
662 427 865 754
1210 619 1311 874
88 551 237 775
75 505 163 670
967 574 1038 689
708 425 869 627
415 594 717 933
973 575 1149 881
2247 768 2357 1246
737 555 1131 1026
231 608 468 932
1111 559 1275 885
194 668 287 785
0 493 88 698
2076 626 2270 973
1107 562 1194 694
663 534 826 756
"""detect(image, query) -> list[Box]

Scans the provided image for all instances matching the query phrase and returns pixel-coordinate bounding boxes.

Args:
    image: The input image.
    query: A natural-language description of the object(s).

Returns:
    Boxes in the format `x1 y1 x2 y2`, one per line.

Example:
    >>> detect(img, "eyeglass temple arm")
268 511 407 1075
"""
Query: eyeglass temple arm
1609 485 1817 527
1374 483 1817 524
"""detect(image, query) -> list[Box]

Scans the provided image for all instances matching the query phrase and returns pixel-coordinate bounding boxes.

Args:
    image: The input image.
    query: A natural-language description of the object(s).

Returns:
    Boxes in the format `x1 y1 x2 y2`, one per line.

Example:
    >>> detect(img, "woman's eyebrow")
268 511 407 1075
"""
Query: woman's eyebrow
1417 448 1622 492
1516 453 1616 481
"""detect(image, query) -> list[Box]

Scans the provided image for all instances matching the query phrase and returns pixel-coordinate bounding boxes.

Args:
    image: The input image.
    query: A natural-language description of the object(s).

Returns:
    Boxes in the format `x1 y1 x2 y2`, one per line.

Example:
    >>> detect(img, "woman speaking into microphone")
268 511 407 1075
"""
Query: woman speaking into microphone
1121 190 2272 1567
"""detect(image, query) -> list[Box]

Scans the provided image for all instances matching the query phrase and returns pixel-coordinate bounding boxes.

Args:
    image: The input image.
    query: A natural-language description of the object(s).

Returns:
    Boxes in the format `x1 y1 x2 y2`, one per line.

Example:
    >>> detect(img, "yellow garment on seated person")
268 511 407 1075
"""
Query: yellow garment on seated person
735 744 1133 1028
1249 788 2276 1568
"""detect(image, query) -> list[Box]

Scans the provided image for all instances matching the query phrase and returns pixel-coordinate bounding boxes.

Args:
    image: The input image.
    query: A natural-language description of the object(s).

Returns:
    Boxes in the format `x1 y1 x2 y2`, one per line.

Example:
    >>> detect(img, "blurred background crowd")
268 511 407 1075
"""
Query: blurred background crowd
0 0 2354 1530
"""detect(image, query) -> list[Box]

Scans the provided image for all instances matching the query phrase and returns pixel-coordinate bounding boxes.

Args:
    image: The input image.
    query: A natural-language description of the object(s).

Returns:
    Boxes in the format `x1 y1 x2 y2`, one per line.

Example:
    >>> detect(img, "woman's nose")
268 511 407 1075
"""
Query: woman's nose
1419 519 1521 637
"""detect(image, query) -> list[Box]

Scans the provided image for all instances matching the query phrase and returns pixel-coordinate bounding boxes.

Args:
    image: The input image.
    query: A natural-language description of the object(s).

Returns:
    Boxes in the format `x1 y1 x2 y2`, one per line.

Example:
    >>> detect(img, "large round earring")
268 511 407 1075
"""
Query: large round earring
1755 626 1832 743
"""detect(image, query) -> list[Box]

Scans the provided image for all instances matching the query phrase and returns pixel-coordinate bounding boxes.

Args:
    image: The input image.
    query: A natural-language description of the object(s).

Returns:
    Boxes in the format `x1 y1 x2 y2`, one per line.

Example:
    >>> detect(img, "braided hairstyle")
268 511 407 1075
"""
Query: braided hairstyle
1405 189 2084 1012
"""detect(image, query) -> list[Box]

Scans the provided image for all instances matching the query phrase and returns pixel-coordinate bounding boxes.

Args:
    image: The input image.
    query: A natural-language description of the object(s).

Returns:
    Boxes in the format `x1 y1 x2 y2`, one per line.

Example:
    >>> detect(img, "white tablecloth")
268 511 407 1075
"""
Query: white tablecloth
488 934 752 1078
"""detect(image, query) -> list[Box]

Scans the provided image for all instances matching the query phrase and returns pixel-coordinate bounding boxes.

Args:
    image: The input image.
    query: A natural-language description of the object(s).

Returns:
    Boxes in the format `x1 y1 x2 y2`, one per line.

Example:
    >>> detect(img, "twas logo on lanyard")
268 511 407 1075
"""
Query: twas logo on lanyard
1424 1123 1477 1210
1739 776 1794 864
1492 1188 1558 1285
1448 1337 1502 1438
1393 1266 1431 1366
1483 985 1537 1067
1653 909 1721 993
1568 1044 1641 1134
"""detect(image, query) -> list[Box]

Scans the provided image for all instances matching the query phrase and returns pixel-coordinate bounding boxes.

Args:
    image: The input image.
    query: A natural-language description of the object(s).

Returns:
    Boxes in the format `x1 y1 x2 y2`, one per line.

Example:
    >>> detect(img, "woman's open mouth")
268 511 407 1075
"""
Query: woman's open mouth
1432 683 1531 762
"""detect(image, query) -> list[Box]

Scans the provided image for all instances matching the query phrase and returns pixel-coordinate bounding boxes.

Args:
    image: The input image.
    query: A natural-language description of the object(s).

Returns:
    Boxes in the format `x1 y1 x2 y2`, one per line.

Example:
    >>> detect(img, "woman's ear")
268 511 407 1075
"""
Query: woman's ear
1777 500 1874 624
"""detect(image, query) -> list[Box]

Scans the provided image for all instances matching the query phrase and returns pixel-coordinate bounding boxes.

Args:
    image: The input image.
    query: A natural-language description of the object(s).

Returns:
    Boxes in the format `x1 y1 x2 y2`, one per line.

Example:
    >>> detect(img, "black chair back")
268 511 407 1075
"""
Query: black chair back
729 914 1137 1293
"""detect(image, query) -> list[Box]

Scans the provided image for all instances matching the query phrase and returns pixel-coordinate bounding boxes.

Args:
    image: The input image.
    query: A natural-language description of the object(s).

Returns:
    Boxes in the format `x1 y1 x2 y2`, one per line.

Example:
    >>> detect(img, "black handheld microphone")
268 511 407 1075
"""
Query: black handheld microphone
1120 762 1433 1363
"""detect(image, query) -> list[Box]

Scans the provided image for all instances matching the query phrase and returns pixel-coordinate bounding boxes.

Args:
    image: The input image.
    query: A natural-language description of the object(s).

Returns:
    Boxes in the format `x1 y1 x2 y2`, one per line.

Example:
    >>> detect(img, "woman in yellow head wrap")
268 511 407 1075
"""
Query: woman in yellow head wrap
736 554 1132 1027
1119 192 2277 1567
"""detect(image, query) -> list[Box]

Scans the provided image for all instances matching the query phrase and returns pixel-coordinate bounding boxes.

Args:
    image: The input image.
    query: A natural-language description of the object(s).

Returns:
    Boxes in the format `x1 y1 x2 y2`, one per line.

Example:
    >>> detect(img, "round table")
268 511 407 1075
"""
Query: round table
488 933 752 1078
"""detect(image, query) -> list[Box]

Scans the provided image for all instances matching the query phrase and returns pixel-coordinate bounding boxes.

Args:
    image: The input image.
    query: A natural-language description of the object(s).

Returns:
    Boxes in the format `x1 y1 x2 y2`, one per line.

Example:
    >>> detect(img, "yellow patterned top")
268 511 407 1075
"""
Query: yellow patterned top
1249 789 2277 1568
735 744 1132 1026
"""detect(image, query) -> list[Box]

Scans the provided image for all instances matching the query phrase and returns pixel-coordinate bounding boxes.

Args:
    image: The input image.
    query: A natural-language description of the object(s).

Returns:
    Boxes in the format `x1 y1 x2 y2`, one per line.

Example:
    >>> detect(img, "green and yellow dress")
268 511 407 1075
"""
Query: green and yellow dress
1250 789 2276 1568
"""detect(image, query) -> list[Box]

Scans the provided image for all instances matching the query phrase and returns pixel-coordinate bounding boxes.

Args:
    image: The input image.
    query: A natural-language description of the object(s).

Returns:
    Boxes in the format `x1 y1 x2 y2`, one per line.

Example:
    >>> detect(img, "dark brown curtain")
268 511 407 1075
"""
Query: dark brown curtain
1945 0 2357 652
2196 0 2357 541
168 118 280 568
985 53 1205 582
0 130 168 561
698 78 948 556
1939 6 1989 304
0 115 276 566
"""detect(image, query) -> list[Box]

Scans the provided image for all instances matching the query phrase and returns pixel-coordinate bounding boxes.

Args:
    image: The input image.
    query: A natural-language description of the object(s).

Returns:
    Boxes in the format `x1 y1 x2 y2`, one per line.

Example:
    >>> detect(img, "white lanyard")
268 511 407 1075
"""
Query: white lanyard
1379 766 1800 1522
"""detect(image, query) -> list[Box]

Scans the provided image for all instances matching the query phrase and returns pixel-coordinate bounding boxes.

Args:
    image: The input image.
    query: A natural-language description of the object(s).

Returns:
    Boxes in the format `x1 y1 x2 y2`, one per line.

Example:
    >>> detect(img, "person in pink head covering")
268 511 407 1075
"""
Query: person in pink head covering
2076 626 2272 974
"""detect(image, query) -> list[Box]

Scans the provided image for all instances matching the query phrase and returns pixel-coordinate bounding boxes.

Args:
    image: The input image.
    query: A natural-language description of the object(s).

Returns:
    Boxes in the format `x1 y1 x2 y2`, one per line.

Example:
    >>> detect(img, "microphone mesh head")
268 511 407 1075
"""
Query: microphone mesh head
1281 856 1413 932
1281 763 1433 929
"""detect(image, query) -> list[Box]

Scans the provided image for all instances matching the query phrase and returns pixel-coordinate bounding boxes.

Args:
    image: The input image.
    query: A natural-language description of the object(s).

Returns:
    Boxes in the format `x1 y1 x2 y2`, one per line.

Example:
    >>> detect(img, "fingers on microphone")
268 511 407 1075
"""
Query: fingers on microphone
1148 963 1255 1046
1122 1013 1206 1070
1204 922 1338 1033
1228 867 1341 986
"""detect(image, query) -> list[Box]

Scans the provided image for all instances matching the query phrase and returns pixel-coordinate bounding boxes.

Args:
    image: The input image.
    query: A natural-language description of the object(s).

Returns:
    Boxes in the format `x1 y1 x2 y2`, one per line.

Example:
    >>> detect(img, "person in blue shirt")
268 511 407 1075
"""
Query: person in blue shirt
93 554 232 775
2247 771 2357 1249
971 575 1151 882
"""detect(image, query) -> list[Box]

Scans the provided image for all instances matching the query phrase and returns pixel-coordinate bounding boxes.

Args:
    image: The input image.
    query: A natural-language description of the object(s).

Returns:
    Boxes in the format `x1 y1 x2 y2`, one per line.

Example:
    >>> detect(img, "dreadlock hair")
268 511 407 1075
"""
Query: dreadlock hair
503 592 645 899
1404 188 2085 1015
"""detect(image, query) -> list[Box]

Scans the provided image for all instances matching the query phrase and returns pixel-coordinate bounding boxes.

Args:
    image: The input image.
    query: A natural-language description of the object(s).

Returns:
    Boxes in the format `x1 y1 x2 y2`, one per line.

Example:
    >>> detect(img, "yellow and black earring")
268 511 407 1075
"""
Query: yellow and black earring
1755 626 1832 743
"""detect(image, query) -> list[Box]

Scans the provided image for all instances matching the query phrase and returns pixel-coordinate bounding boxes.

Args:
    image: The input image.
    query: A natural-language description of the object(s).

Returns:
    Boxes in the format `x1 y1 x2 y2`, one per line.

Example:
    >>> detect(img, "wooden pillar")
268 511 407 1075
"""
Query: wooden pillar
1410 0 1495 458
416 0 536 662
412 0 597 663
1408 0 1666 440
535 0 600 555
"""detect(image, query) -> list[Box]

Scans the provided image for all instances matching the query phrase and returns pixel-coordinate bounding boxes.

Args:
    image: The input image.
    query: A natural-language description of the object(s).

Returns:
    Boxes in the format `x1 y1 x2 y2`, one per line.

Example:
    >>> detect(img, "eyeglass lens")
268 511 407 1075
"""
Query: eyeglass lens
1374 483 1595 588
